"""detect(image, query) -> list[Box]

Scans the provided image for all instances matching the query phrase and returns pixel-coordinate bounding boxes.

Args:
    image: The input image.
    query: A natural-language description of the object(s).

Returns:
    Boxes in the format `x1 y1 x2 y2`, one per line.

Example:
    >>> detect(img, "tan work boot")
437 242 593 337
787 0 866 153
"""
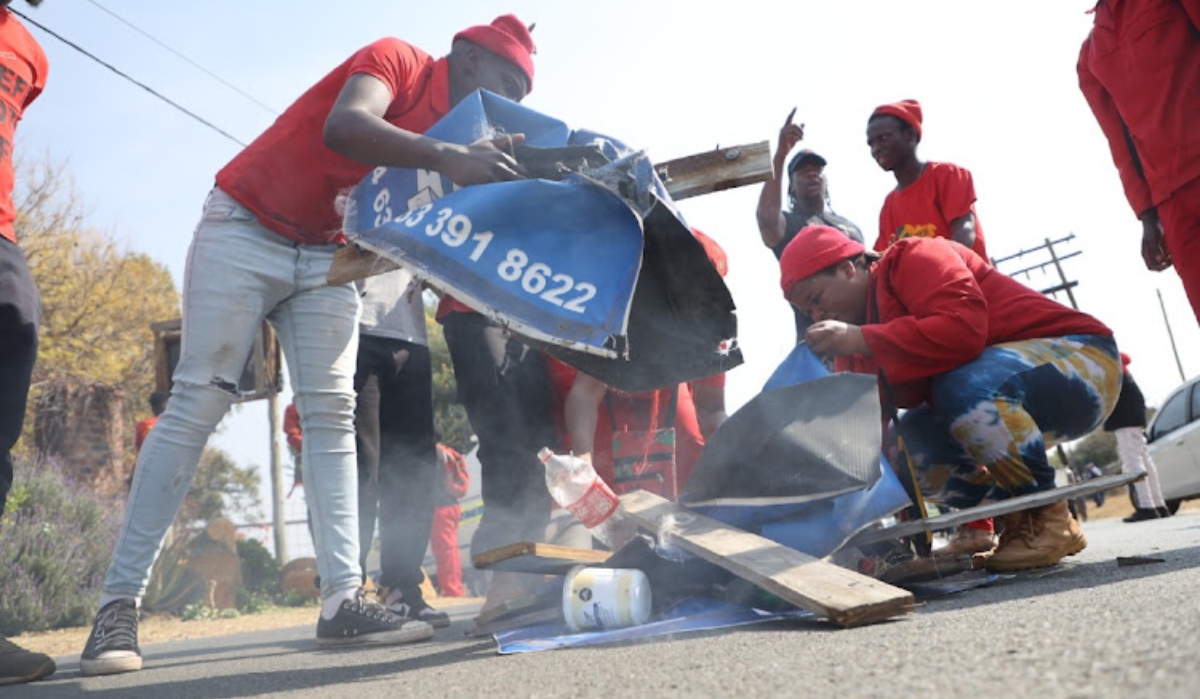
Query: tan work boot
937 524 998 557
986 501 1086 571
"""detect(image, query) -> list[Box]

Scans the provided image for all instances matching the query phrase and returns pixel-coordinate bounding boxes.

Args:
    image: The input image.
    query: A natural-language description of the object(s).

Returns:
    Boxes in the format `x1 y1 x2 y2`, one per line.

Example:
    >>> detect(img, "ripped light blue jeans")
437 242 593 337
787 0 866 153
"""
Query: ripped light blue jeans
103 188 362 600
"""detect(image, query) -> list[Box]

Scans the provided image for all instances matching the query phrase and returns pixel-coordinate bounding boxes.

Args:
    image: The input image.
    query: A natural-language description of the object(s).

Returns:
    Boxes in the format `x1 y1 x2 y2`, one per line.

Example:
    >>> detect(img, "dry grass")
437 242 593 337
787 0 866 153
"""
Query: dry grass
13 595 483 659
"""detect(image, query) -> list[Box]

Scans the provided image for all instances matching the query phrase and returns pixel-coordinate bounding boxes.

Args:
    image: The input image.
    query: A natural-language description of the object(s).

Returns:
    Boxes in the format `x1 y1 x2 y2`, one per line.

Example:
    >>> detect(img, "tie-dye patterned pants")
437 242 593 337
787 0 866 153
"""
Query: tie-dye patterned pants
896 334 1121 509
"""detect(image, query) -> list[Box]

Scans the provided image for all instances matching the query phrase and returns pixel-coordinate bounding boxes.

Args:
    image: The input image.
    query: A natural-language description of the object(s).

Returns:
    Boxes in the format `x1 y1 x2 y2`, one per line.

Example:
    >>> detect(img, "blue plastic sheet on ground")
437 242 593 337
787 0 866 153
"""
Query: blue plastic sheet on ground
493 597 813 654
687 342 911 558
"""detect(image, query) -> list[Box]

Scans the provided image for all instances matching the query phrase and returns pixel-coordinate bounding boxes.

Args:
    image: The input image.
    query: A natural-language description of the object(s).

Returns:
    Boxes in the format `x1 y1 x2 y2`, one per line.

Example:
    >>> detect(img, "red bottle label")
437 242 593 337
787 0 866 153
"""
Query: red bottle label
566 479 619 529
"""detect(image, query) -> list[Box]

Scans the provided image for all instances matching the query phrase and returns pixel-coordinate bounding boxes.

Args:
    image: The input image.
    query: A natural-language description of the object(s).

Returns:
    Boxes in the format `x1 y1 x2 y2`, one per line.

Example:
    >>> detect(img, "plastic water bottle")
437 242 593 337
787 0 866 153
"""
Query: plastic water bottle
539 447 635 550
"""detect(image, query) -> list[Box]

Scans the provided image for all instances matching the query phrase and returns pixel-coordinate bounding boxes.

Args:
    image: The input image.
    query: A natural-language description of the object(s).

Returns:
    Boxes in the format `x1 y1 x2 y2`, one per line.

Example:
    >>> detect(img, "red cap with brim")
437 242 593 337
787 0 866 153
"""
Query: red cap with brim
691 228 728 278
454 14 536 92
870 99 923 140
779 225 865 298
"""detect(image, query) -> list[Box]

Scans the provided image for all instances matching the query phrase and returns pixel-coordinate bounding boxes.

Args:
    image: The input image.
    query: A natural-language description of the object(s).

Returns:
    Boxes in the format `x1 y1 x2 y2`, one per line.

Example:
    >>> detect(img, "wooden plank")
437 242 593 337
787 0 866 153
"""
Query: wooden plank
619 490 915 628
471 542 610 574
653 141 772 201
327 141 772 286
843 471 1145 550
328 243 401 286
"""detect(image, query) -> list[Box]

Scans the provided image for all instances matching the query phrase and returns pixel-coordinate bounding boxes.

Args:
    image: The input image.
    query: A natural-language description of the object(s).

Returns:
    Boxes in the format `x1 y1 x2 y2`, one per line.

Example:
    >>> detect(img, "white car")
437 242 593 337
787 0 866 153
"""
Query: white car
1145 377 1200 513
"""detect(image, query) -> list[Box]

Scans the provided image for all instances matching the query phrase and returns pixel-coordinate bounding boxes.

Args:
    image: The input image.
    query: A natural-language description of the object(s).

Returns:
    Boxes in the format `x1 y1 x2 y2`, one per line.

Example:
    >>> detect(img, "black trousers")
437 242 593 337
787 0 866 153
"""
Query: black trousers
0 238 39 516
354 334 437 594
441 312 558 555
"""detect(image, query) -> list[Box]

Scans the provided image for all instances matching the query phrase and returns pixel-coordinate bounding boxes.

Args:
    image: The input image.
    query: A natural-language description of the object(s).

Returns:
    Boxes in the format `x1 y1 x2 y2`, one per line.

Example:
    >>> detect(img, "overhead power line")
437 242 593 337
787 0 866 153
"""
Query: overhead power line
10 8 248 148
81 0 279 117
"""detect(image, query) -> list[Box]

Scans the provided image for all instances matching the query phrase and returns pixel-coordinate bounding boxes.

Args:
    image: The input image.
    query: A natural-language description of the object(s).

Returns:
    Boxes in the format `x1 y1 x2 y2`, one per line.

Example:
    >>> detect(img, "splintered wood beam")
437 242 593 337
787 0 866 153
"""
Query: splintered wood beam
619 490 915 628
653 141 772 201
472 542 610 575
326 140 772 286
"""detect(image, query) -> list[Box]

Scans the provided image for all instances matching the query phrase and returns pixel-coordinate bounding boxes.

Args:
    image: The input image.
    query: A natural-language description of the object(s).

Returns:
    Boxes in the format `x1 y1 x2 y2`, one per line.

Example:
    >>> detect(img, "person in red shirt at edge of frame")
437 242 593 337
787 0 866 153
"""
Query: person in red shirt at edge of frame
1077 1 1200 324
0 0 53 687
866 98 997 555
134 392 169 454
429 442 470 597
866 99 987 260
780 225 1122 572
79 14 539 676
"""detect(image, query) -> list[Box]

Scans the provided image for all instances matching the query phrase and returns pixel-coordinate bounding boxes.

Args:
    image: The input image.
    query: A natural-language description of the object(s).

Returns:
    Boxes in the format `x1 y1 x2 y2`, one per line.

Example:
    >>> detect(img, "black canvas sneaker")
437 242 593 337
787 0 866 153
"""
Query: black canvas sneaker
80 599 142 676
316 590 433 647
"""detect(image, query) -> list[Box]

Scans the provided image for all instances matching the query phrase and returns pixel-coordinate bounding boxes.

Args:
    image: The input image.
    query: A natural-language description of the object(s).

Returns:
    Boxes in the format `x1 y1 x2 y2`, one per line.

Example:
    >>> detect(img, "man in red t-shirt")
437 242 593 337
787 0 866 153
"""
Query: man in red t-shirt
781 225 1121 572
0 1 52 687
866 99 987 259
1078 1 1200 323
82 15 539 675
134 392 169 454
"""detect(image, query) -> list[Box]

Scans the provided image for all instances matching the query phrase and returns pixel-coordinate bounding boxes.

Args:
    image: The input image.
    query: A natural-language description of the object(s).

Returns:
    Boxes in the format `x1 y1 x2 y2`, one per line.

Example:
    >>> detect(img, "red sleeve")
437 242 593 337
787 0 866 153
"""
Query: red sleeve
1183 0 1200 31
874 199 892 252
860 242 989 384
283 404 303 453
135 419 153 452
932 163 977 223
439 445 470 499
1077 35 1154 217
345 38 424 104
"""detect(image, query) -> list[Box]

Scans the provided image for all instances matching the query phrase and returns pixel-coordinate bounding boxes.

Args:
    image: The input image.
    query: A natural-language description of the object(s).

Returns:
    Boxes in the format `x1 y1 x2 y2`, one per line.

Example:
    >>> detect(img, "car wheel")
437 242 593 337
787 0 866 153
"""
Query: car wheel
1166 500 1182 515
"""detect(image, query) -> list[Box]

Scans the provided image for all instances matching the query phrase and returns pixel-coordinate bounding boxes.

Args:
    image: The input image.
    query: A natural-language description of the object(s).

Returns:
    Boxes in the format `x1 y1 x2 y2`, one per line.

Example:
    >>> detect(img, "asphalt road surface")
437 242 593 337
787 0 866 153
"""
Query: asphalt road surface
26 512 1200 699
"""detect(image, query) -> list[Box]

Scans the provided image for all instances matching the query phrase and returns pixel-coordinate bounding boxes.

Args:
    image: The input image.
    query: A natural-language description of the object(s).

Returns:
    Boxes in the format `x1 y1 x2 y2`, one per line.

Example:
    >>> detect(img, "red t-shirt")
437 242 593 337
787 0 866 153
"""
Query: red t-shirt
283 403 303 453
835 238 1111 408
874 162 987 259
0 11 47 244
544 356 705 491
135 416 158 453
215 39 450 245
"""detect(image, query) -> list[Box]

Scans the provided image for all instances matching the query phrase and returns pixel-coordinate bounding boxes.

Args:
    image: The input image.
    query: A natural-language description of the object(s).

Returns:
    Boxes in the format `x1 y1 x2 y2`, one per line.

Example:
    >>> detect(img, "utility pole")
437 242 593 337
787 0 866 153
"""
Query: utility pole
1156 288 1187 383
991 233 1081 310
268 389 288 564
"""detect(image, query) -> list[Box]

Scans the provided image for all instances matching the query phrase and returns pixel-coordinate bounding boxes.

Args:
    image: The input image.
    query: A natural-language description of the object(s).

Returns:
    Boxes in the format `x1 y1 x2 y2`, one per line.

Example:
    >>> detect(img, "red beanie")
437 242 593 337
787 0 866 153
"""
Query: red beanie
779 225 865 298
1120 351 1132 367
454 14 536 92
871 99 923 140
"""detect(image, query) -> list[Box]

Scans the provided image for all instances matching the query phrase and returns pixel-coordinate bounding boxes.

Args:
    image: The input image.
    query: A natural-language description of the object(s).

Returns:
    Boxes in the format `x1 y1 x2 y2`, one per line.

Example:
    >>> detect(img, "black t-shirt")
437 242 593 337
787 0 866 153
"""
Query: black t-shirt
773 209 864 341
1103 371 1148 431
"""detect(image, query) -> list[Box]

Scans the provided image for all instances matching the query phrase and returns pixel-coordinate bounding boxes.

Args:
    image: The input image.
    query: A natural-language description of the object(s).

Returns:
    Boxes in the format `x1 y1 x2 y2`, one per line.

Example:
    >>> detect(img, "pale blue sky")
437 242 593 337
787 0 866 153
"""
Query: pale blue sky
15 1 1199 488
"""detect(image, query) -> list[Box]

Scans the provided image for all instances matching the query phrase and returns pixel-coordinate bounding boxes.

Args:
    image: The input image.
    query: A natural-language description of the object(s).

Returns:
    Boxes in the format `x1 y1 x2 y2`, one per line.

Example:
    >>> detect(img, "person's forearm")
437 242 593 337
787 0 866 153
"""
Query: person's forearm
324 107 464 172
949 214 976 250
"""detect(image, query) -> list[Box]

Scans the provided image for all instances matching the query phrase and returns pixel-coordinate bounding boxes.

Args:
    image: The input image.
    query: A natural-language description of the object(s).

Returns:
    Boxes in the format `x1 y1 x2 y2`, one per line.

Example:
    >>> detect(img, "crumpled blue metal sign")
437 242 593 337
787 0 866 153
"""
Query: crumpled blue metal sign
344 90 651 356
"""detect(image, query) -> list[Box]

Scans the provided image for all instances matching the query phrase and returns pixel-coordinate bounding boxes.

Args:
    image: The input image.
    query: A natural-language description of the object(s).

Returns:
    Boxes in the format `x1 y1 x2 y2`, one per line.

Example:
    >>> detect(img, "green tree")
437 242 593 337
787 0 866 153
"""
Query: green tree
1066 430 1118 475
15 156 181 449
425 296 474 454
181 447 262 526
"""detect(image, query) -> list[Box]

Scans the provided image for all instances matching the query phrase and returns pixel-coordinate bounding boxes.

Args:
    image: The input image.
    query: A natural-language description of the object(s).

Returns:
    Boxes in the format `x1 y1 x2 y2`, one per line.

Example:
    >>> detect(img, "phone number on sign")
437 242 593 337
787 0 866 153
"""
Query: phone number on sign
375 193 597 314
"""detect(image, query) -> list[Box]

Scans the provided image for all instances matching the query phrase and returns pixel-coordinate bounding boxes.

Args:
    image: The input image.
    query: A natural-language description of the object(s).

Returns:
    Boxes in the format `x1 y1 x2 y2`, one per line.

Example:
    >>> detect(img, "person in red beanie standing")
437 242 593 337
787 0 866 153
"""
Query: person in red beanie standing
81 14 539 675
779 225 1122 571
0 0 53 686
866 98 994 552
1078 2 1200 324
866 99 987 259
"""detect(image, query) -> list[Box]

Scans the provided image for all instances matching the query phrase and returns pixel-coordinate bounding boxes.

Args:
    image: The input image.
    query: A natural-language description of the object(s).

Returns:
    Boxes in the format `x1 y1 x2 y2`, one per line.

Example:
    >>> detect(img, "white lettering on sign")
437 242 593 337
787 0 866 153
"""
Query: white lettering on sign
397 203 598 314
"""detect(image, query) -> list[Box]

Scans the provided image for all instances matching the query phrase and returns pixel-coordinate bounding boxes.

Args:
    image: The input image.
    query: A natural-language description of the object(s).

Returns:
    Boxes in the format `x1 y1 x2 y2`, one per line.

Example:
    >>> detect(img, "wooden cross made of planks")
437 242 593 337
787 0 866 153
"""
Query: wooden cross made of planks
326 141 772 286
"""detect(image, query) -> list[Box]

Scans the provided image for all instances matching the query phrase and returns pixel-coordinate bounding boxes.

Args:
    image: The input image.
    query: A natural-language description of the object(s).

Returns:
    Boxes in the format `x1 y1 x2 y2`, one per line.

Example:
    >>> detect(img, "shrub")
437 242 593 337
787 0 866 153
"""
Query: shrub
0 457 120 636
236 538 281 598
